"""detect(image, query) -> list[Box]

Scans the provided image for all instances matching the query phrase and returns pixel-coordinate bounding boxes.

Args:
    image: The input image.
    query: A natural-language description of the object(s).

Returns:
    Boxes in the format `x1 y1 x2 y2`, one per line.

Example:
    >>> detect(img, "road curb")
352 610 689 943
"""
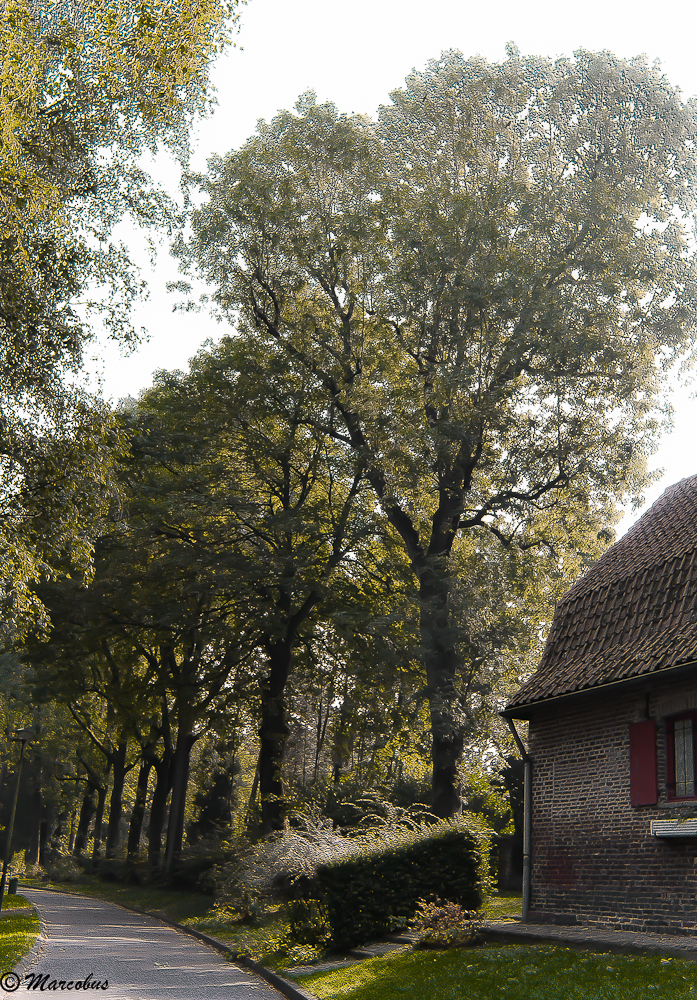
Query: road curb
165 922 318 1000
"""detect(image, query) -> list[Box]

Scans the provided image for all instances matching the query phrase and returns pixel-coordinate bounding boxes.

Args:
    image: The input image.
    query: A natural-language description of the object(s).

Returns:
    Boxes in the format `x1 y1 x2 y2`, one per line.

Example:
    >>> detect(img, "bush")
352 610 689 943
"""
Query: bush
144 840 246 893
225 813 491 952
285 780 434 832
286 898 331 947
311 816 491 950
44 855 84 884
170 844 234 893
232 815 355 897
410 898 484 949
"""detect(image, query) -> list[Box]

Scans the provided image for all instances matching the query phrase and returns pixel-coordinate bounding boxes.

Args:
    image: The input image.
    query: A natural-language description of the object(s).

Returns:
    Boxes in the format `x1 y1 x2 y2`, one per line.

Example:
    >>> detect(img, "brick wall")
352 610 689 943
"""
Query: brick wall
528 672 697 933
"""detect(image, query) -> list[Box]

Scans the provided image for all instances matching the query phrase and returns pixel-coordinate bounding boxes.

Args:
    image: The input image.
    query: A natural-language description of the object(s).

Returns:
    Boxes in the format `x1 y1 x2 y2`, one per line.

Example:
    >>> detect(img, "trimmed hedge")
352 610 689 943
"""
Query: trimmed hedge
310 817 491 949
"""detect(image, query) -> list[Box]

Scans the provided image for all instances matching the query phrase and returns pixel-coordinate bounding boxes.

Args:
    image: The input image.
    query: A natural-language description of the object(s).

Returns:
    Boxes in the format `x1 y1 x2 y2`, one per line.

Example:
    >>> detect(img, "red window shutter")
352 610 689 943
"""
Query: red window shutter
629 720 658 806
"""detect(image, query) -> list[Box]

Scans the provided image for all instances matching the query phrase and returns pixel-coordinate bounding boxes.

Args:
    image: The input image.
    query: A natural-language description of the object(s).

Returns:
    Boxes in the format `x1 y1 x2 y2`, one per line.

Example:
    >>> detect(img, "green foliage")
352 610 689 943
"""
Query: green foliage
1 402 126 644
133 334 385 832
296 944 697 1000
1 0 243 641
233 815 357 896
494 757 525 836
310 817 491 949
286 898 331 948
181 901 304 965
169 846 235 894
410 898 484 949
43 856 84 884
462 766 514 835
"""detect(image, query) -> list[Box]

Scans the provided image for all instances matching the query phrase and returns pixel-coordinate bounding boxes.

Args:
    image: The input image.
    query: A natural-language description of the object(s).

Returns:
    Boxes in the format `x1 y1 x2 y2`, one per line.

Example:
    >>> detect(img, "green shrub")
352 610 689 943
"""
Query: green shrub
223 890 266 924
170 846 232 893
287 898 331 947
410 898 484 949
233 816 355 897
311 816 491 950
44 855 84 884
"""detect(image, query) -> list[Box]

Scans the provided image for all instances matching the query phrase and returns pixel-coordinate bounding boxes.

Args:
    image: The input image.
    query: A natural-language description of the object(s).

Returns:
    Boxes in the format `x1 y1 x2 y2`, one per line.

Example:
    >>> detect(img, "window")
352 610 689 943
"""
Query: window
666 713 697 800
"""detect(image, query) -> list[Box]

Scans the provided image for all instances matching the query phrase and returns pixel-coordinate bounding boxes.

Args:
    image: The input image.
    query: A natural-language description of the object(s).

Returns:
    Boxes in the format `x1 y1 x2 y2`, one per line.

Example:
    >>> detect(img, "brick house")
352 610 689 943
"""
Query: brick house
503 474 697 933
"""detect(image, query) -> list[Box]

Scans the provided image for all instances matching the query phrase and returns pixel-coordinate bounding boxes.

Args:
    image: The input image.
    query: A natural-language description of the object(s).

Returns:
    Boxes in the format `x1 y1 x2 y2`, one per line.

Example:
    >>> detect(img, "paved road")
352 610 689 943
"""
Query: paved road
4 888 284 999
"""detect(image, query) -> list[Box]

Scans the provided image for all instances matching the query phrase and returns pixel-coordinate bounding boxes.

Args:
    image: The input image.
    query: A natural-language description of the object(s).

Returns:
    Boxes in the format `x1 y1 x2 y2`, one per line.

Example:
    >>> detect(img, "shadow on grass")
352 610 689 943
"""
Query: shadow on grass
19 878 213 925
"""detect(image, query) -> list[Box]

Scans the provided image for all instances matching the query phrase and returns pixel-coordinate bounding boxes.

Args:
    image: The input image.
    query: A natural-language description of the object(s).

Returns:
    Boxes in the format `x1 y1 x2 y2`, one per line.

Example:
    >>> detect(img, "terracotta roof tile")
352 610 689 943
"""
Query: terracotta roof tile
507 474 697 711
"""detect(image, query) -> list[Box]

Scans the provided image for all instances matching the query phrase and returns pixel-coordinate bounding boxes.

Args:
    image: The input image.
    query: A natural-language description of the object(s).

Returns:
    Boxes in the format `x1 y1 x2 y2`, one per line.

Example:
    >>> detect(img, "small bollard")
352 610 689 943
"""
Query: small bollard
8 877 18 895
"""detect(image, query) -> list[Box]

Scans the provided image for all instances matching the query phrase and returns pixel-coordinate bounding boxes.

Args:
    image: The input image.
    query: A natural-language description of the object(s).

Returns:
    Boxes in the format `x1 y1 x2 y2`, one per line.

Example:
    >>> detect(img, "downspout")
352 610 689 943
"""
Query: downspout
505 717 531 922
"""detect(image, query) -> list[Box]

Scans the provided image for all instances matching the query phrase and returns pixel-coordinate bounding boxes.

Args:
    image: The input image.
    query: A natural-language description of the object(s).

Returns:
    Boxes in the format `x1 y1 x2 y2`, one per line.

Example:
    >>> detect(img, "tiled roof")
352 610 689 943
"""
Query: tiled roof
506 474 697 711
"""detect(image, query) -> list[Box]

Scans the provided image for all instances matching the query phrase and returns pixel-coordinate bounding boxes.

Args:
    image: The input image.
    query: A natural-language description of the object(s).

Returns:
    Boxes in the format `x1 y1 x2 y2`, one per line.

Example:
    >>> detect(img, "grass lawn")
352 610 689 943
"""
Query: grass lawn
180 904 295 961
0 895 41 976
1 894 35 910
181 892 524 967
295 944 697 999
19 877 213 925
483 891 523 921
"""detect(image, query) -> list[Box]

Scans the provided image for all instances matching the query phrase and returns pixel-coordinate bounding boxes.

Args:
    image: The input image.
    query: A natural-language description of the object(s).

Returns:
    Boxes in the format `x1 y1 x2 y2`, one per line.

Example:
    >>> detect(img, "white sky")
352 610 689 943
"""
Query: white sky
86 0 697 536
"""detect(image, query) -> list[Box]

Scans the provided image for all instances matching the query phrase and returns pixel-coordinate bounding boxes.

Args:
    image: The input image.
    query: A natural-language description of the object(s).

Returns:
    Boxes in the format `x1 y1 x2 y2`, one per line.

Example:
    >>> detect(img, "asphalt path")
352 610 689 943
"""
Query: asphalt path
3 888 284 999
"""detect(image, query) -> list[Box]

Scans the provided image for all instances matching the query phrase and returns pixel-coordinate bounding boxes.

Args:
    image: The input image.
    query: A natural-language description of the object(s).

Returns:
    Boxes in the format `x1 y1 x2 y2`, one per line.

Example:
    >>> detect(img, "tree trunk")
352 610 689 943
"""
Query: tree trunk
127 757 153 864
49 810 68 860
39 819 50 866
164 723 197 872
68 803 78 854
73 780 97 859
147 753 173 873
105 739 128 860
244 759 260 834
91 780 107 864
331 679 353 784
258 639 293 834
25 766 43 866
314 693 331 782
419 555 464 818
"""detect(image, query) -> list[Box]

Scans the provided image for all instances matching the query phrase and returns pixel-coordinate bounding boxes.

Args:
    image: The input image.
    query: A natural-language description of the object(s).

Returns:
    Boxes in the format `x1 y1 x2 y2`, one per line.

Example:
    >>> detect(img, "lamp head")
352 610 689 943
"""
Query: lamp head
5 727 33 744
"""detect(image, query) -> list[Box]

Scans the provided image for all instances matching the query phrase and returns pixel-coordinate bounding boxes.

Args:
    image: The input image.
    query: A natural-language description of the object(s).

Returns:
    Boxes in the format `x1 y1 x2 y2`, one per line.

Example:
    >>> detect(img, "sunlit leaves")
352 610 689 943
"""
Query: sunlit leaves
0 0 242 642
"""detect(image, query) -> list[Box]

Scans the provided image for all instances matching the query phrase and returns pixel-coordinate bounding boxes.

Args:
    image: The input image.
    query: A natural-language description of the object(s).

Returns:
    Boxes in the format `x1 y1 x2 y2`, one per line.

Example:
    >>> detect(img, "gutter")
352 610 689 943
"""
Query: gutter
504 717 532 923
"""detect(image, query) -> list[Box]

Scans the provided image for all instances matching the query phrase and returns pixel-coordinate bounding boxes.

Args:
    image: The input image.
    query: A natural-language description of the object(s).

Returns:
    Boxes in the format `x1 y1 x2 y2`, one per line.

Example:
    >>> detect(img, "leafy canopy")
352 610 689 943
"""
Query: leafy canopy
0 0 242 641
185 51 697 545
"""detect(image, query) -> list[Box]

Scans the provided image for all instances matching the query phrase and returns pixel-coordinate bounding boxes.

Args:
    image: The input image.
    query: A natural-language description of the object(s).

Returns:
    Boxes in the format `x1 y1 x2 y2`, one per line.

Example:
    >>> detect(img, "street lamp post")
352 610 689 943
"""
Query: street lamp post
0 727 33 912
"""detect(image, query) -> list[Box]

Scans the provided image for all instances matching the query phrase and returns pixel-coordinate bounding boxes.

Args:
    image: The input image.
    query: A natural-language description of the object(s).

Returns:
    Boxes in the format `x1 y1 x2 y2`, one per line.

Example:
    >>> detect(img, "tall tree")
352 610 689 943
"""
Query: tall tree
138 336 379 832
181 50 697 815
